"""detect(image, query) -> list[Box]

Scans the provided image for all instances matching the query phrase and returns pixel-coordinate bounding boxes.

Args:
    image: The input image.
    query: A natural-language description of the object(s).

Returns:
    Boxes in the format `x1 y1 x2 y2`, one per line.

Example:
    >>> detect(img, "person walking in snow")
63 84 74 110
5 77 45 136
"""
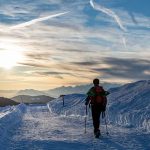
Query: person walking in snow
85 78 109 138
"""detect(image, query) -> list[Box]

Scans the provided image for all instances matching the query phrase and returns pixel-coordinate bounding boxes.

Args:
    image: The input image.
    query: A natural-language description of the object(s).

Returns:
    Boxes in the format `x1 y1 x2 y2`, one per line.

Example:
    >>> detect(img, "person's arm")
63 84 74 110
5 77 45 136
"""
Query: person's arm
101 88 109 111
87 87 95 96
85 96 90 105
85 87 95 105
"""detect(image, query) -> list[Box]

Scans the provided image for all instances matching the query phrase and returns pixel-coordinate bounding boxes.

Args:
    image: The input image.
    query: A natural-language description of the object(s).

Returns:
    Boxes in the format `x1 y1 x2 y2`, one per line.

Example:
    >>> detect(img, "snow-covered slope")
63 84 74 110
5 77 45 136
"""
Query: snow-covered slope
47 94 86 117
0 104 26 144
108 80 150 132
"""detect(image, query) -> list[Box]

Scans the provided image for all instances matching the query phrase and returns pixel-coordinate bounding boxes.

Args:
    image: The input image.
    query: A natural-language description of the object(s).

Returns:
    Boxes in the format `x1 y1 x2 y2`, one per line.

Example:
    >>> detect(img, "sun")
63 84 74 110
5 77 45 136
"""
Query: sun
0 44 24 69
0 40 27 70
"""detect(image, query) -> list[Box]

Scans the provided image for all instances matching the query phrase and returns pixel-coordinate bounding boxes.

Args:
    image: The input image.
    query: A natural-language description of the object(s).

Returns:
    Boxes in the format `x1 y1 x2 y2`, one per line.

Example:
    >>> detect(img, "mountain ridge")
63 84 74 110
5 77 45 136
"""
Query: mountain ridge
0 97 19 107
12 95 54 104
0 82 121 98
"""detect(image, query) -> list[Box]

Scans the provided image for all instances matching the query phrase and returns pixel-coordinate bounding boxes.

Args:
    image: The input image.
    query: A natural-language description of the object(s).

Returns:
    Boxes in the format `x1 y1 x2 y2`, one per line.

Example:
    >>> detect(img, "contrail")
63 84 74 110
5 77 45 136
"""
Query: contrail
90 0 126 32
90 0 127 48
10 11 69 29
122 37 127 49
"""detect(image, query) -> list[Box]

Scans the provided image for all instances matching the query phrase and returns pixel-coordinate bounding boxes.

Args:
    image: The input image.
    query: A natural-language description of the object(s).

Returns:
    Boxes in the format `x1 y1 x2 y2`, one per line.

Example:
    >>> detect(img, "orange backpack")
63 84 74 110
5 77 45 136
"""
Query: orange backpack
90 86 107 105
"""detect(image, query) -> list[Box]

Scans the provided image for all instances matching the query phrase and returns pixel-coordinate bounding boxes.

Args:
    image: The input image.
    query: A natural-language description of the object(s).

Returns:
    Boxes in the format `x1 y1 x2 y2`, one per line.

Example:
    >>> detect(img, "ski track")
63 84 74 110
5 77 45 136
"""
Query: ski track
1 104 150 150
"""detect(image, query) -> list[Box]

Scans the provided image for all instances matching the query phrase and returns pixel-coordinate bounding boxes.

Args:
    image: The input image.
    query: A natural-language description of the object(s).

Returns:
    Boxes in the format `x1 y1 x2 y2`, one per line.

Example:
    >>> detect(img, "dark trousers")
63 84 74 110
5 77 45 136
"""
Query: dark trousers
91 104 102 132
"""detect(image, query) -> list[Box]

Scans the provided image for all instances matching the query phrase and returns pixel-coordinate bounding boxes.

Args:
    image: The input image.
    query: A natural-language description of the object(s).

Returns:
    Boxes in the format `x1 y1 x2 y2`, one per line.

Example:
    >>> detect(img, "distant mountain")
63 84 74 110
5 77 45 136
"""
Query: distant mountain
0 97 19 107
45 82 121 97
1 82 121 98
12 95 54 104
16 89 47 96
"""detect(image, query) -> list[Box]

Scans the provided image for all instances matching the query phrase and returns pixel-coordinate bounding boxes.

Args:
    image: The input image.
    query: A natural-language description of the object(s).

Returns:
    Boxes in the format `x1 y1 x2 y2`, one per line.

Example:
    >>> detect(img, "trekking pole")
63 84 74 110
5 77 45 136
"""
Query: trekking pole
85 105 88 133
104 111 109 135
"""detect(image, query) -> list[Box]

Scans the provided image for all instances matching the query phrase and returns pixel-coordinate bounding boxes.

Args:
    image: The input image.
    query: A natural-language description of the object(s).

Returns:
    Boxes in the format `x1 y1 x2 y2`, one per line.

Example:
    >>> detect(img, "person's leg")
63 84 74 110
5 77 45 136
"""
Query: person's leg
96 107 101 135
91 105 101 134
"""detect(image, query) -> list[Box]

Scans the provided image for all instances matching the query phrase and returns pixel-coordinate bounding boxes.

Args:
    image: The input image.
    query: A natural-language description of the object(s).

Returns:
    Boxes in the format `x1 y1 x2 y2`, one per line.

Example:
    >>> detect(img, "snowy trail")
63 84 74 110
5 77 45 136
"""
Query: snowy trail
1 104 149 150
1 105 90 150
90 126 150 150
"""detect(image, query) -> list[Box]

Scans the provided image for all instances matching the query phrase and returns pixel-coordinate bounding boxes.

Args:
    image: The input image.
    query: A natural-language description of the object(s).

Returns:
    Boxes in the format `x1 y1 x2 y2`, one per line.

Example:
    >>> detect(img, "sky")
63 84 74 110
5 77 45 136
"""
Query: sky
0 0 150 90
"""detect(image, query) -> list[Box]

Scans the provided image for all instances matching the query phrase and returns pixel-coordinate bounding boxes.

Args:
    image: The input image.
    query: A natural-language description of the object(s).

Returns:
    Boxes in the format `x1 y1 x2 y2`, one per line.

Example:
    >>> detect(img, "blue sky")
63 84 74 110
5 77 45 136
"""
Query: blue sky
0 0 149 90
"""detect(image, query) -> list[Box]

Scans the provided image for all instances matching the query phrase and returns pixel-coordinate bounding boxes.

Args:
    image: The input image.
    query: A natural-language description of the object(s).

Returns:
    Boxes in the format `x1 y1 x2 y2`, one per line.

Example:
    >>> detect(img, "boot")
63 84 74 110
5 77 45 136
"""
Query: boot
94 129 101 138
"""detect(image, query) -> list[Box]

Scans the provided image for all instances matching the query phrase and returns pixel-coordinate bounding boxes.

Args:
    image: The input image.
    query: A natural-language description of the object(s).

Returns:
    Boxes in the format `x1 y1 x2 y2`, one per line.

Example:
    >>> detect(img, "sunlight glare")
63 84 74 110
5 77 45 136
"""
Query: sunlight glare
0 47 24 69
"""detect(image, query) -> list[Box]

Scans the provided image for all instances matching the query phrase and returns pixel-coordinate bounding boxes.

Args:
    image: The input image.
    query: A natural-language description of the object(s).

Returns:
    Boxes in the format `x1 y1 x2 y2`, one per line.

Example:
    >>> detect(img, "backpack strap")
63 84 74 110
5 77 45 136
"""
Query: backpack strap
87 87 96 97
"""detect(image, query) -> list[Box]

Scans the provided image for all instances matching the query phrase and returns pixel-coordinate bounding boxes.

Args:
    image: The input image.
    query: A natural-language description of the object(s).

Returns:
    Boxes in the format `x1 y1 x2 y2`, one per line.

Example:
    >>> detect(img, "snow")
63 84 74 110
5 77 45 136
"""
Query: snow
0 81 150 149
108 80 150 132
47 94 86 117
0 104 26 145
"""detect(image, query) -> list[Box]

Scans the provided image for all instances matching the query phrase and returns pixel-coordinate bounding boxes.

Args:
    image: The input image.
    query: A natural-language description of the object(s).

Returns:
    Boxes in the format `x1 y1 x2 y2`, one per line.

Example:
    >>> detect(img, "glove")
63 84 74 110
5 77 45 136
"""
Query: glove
105 91 110 96
85 96 90 105
85 101 89 105
101 105 106 112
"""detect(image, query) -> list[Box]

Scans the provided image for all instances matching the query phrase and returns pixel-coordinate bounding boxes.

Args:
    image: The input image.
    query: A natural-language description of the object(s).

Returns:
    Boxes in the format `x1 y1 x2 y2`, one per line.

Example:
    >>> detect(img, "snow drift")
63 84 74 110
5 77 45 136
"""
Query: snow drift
47 94 86 118
108 80 150 132
0 104 26 144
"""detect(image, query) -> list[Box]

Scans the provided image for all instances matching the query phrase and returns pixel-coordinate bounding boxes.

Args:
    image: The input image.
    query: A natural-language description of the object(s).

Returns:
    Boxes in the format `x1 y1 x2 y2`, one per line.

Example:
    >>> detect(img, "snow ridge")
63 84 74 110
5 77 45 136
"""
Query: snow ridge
47 94 86 118
0 104 26 144
108 80 150 132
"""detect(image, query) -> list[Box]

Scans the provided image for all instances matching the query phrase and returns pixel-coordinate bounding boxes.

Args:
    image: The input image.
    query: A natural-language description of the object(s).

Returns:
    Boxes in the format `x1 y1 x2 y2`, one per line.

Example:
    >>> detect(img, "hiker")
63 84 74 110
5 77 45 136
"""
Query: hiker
85 78 109 138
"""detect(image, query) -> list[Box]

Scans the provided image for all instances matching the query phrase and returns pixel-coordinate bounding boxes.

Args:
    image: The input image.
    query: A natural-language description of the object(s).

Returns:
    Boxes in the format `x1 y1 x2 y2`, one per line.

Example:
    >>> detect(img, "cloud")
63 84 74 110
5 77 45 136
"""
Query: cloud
72 61 99 66
122 37 127 49
25 52 51 61
94 57 150 80
34 71 76 80
128 11 138 24
35 71 65 79
58 48 94 53
19 62 49 68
